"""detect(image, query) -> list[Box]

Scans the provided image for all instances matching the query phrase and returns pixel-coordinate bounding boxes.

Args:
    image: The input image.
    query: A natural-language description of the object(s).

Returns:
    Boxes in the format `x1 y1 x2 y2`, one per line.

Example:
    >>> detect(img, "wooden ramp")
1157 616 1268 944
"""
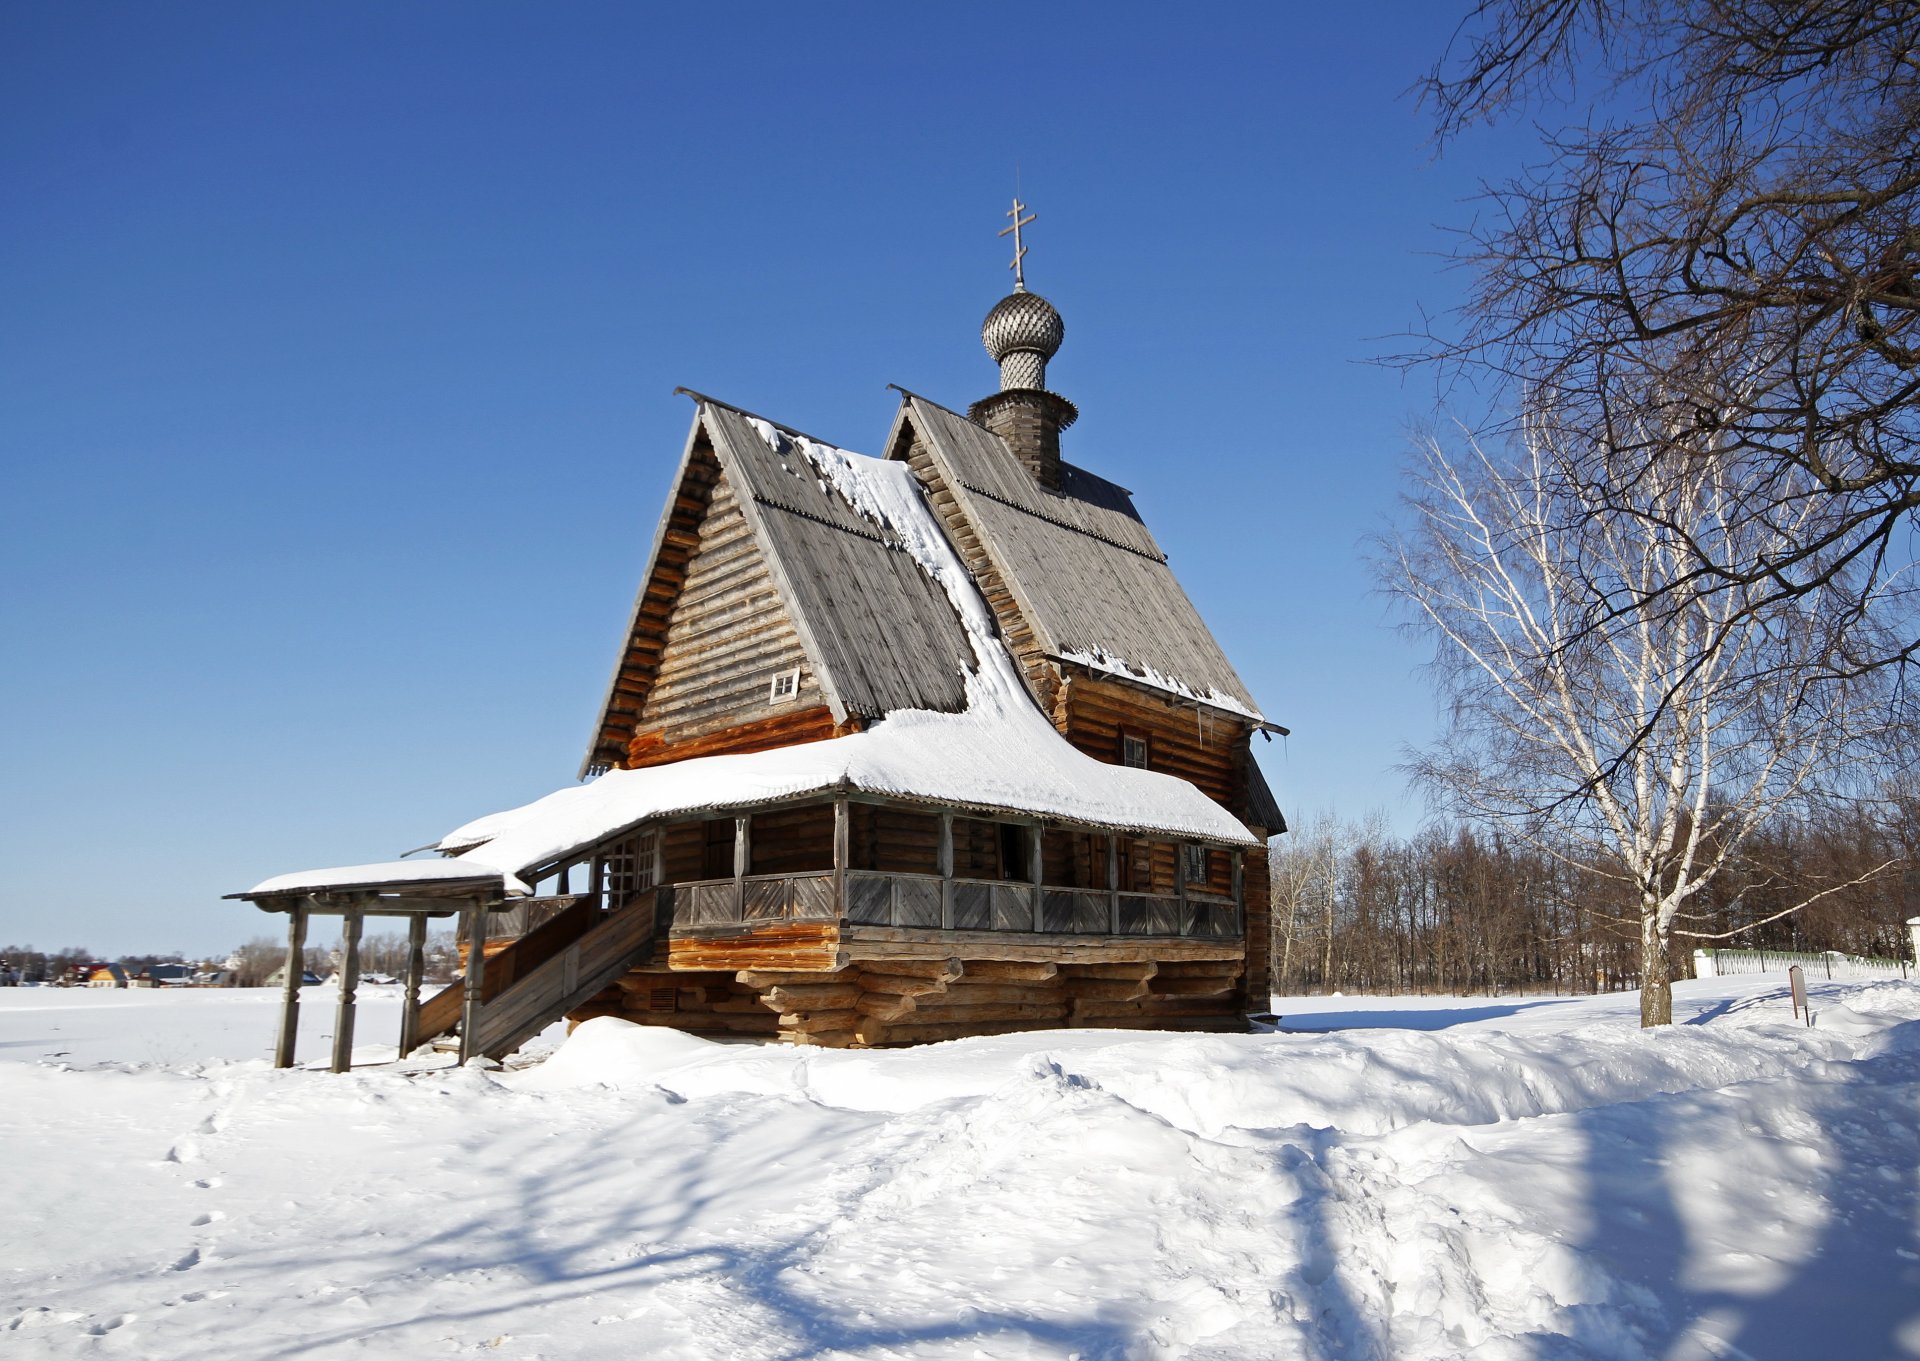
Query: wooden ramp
413 898 657 1061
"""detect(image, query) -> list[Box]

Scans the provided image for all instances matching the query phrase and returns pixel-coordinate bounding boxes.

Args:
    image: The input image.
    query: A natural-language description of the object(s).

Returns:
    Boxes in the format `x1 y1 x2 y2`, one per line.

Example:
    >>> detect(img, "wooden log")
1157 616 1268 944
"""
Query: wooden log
1061 978 1155 1002
848 955 960 975
1148 976 1239 997
879 1020 1051 1045
932 982 1067 1006
762 983 864 1011
1059 962 1160 981
954 960 1058 982
902 1002 1066 1025
1070 997 1244 1020
840 932 1239 964
737 967 854 989
853 961 963 988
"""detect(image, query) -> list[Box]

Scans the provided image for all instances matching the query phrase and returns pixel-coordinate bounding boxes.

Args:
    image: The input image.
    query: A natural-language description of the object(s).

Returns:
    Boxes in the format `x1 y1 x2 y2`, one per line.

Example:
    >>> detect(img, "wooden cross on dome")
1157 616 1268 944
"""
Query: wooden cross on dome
1000 198 1035 289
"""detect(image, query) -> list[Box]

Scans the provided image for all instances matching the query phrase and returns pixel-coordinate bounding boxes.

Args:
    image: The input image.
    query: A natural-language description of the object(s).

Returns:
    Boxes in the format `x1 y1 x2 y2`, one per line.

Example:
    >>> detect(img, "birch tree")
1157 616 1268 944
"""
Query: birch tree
1389 422 1896 1025
1418 0 1920 685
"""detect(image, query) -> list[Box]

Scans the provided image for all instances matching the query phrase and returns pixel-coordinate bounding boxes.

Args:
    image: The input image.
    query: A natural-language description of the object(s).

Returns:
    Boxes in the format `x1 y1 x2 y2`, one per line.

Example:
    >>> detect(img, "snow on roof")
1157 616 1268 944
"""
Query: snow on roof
438 428 1256 873
1055 647 1268 724
240 858 531 900
255 417 1257 902
896 397 1269 724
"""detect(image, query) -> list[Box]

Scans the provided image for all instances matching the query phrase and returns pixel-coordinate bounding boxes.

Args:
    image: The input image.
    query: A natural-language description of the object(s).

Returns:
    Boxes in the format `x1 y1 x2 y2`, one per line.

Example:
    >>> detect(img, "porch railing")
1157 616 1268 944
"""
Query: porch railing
659 869 1241 940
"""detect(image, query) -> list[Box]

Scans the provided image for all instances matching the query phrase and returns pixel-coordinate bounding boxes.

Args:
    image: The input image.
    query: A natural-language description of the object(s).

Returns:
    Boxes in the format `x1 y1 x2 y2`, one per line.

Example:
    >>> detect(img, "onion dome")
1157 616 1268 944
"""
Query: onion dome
982 289 1064 392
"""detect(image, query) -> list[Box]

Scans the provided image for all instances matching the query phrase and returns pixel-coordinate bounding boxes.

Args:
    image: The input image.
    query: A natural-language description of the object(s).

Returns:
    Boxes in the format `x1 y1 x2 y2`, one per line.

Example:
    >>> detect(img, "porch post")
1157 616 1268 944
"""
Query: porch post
397 914 427 1059
331 907 364 1074
1029 823 1044 932
733 816 750 921
939 812 954 930
1232 849 1246 935
1176 843 1189 937
1107 836 1121 934
274 902 308 1069
833 798 849 921
458 901 487 1063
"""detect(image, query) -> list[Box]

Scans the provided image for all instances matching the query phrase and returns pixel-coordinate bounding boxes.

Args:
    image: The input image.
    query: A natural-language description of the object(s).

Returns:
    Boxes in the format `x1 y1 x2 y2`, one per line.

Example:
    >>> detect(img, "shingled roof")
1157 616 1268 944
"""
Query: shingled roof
886 395 1266 722
582 399 978 777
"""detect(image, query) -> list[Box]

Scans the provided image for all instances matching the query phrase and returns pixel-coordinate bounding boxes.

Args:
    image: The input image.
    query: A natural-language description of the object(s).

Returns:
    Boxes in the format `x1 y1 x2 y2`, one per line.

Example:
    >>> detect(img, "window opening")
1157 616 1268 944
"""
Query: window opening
769 668 800 703
1121 733 1150 769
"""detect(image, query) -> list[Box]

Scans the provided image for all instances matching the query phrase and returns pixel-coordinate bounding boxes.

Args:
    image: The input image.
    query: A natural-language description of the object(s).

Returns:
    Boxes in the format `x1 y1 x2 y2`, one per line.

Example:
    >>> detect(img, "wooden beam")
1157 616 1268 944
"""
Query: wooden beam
1029 824 1044 932
397 914 427 1058
458 901 487 1064
939 813 954 930
833 797 850 923
274 905 308 1069
331 908 364 1074
734 816 750 919
1107 835 1121 935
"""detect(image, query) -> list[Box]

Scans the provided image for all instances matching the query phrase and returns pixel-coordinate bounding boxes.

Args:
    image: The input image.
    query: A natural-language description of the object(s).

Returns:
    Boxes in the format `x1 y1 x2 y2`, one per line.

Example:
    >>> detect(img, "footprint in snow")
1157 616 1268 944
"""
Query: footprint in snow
85 1313 136 1335
170 1248 201 1272
164 1137 200 1164
189 1211 225 1227
192 1177 221 1190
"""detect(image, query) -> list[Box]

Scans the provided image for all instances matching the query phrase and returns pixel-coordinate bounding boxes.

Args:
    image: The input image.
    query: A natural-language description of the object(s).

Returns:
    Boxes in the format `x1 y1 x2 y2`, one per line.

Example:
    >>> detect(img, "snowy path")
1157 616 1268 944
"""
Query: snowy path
1 978 1915 1359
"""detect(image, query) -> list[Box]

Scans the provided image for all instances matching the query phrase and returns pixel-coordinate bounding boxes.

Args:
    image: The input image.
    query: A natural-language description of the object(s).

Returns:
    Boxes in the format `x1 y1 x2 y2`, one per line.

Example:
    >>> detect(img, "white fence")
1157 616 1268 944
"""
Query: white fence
1692 948 1910 982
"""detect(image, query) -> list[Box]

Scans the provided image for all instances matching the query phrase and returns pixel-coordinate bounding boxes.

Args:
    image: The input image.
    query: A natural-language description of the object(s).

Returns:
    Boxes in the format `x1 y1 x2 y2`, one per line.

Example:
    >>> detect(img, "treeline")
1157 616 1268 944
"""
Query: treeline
1270 802 1919 996
1 934 459 987
225 933 459 987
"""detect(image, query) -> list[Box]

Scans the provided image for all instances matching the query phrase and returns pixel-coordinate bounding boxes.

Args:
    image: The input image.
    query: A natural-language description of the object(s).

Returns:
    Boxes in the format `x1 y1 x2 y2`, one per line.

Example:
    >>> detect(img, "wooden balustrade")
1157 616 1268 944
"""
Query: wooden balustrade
664 869 1240 939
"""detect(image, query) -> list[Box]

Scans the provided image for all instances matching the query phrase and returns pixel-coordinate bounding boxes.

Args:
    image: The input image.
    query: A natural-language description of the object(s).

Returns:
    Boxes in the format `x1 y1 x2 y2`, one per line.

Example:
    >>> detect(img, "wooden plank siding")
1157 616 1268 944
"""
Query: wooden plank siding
1059 672 1249 809
630 462 824 749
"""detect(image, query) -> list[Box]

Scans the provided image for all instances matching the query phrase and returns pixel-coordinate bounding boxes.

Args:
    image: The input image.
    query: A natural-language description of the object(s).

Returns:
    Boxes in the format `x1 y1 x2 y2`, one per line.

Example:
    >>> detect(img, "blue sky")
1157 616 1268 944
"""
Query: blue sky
1 3 1528 956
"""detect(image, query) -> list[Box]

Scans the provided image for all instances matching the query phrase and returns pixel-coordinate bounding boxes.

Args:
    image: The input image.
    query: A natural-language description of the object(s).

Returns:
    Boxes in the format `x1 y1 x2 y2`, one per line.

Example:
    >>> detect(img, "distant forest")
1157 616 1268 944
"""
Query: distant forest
1270 797 1919 996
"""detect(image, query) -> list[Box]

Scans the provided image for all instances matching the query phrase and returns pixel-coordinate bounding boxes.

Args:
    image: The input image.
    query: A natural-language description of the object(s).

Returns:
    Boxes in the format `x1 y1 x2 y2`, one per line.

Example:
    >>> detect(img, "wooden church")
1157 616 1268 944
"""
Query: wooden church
234 207 1287 1065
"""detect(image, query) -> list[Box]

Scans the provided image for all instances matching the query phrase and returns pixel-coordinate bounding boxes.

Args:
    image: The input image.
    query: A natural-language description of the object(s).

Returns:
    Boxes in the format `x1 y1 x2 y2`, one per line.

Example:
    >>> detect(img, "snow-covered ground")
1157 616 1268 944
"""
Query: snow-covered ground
2 977 1915 1360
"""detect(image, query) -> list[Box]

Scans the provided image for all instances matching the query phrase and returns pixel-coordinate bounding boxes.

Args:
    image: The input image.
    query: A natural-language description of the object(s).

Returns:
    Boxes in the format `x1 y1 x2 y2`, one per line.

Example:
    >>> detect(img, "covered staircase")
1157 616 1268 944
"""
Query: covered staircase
413 896 658 1061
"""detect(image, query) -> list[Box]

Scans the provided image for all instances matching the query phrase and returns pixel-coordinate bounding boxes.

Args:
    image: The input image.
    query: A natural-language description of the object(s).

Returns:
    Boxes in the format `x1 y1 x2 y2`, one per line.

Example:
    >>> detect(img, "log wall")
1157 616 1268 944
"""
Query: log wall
575 952 1249 1047
1058 671 1247 809
630 459 825 749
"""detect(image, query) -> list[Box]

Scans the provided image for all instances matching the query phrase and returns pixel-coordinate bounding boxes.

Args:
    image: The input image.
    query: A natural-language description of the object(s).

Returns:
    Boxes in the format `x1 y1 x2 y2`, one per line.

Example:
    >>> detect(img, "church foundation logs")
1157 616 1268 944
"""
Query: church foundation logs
571 953 1249 1047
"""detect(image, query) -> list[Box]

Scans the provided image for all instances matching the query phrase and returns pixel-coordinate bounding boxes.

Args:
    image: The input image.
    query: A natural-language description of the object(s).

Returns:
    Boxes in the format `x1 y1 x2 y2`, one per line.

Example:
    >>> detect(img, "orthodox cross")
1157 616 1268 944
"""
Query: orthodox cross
999 198 1035 289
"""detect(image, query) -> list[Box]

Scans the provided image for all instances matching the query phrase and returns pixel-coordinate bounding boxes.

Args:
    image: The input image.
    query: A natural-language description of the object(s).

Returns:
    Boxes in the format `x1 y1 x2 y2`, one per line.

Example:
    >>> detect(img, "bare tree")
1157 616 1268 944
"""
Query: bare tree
1419 1 1920 684
1388 420 1897 1024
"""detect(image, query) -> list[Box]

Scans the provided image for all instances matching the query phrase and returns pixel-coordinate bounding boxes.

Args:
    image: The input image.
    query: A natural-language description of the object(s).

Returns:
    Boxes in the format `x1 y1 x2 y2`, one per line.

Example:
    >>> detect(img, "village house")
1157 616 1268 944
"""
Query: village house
232 208 1287 1069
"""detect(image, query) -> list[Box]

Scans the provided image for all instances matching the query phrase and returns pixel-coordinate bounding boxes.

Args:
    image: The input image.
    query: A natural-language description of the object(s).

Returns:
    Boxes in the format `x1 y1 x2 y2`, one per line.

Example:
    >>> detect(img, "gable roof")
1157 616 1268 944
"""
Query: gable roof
582 398 977 776
886 395 1265 722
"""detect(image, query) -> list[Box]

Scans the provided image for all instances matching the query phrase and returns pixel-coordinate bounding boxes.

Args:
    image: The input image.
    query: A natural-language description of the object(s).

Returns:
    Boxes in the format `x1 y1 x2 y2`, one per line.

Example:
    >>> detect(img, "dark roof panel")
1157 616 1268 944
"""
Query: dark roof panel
900 397 1264 719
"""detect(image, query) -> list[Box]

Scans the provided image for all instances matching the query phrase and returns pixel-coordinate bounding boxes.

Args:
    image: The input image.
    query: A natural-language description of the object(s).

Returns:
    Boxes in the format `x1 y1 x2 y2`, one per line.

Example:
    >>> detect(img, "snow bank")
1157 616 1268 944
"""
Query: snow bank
4 976 1916 1359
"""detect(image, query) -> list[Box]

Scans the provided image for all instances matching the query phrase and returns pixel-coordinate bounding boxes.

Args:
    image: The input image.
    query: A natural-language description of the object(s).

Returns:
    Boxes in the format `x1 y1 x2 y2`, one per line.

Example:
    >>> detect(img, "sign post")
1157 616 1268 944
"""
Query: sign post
1788 964 1810 1026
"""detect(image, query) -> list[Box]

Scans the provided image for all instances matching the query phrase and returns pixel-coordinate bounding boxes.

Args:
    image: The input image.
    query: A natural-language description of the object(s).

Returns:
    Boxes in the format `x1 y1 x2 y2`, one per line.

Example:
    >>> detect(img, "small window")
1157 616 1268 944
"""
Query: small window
1121 733 1150 769
769 668 800 703
1181 843 1211 887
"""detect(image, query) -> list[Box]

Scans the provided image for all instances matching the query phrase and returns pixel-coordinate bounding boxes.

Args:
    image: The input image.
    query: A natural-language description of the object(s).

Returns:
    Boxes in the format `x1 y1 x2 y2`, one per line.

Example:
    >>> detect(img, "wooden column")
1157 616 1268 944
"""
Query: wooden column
939 813 955 930
833 798 850 921
1176 843 1189 936
1232 850 1246 935
733 816 750 920
458 902 487 1064
1029 823 1044 932
1107 836 1121 935
397 914 428 1059
331 907 364 1074
274 904 308 1069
